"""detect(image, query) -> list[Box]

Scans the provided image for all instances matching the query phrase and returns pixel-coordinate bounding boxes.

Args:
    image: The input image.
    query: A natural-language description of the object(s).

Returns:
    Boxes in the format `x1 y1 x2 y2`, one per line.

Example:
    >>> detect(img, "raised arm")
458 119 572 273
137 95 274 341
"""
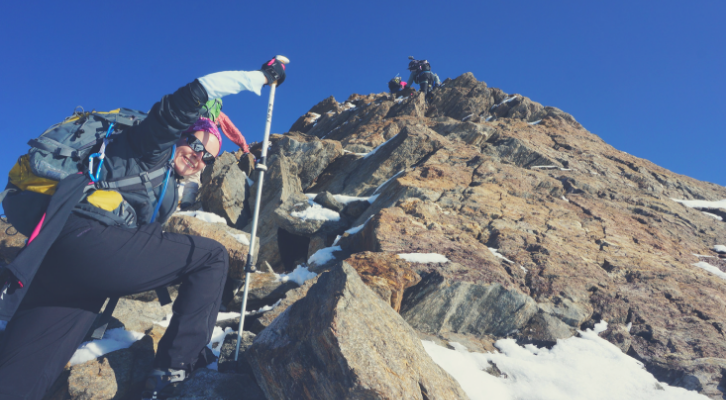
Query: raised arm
126 59 284 163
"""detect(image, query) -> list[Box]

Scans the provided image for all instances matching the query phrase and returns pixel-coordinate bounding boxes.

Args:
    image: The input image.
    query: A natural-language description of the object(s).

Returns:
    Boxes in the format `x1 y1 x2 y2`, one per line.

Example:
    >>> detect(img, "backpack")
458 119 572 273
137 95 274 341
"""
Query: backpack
1 107 174 340
3 107 170 234
408 59 431 72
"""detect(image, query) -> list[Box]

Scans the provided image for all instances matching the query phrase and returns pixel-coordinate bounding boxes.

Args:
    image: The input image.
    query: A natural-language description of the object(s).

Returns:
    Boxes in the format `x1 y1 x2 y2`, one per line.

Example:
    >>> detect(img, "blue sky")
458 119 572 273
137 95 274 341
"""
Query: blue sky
0 0 724 198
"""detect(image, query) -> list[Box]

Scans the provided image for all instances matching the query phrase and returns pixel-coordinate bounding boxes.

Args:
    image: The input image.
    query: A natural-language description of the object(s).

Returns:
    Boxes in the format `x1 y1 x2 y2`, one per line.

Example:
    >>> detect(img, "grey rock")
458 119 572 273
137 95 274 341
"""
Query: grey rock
217 331 256 374
168 369 265 400
517 309 575 346
67 336 155 400
401 270 538 337
341 199 370 219
599 323 632 353
246 262 469 399
199 152 249 228
313 191 344 212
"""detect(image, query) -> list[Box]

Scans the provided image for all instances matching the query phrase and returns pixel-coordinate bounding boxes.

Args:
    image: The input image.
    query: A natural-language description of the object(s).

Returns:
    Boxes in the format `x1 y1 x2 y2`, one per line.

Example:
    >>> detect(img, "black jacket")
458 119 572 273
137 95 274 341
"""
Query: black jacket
0 79 209 320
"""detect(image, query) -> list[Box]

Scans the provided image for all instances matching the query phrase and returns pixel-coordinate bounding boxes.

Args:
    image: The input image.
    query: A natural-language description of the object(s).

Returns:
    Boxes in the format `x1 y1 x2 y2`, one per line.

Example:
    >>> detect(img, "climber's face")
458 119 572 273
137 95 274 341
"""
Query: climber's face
173 130 220 177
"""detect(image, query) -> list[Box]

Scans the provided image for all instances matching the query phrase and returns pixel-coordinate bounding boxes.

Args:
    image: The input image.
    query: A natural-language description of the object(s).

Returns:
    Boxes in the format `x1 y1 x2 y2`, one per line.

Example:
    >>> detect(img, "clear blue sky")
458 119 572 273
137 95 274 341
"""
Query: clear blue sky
0 0 724 198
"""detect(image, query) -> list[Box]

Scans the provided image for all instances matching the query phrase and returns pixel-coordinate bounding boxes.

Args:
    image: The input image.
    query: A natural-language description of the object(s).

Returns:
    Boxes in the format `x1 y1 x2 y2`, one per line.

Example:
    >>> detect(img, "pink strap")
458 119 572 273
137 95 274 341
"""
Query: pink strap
28 213 46 245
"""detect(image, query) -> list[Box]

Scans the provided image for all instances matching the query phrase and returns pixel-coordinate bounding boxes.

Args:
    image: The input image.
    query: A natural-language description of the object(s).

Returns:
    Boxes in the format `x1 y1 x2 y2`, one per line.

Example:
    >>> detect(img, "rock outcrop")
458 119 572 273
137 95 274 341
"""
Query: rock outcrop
246 262 469 400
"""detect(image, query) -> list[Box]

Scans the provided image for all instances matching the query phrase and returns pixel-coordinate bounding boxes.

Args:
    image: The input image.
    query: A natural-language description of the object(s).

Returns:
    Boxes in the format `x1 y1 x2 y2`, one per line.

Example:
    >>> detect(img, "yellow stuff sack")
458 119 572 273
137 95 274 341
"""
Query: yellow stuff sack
8 155 58 195
86 190 124 212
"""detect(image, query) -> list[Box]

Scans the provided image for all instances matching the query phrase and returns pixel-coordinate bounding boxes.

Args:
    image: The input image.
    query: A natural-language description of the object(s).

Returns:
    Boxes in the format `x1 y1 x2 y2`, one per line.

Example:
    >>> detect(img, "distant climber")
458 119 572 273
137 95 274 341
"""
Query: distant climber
406 56 440 100
388 76 408 100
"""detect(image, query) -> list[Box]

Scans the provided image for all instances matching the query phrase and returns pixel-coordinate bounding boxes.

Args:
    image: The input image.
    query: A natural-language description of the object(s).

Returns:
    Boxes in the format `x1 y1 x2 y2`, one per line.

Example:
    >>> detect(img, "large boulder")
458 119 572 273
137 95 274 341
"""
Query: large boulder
199 152 250 228
401 268 538 338
246 262 468 399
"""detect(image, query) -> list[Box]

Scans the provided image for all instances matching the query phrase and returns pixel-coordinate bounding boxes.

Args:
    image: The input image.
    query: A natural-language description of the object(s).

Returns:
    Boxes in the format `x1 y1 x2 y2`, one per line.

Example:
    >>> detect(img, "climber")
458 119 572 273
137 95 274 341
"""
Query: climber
388 76 408 100
406 56 440 99
0 57 287 400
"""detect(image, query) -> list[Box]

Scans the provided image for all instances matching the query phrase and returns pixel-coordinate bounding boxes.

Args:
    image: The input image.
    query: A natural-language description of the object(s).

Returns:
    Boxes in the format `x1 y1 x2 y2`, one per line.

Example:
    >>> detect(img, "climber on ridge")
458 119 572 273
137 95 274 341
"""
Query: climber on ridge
406 56 440 100
388 75 408 100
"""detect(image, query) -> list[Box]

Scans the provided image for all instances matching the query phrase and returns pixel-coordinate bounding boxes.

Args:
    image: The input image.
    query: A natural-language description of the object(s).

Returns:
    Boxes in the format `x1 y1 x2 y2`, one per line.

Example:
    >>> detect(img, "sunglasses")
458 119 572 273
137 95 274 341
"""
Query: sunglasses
185 135 216 165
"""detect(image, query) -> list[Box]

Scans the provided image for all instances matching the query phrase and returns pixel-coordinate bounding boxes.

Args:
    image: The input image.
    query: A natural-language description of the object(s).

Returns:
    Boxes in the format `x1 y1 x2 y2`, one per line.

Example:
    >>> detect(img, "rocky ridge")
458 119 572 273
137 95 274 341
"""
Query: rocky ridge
1 72 725 399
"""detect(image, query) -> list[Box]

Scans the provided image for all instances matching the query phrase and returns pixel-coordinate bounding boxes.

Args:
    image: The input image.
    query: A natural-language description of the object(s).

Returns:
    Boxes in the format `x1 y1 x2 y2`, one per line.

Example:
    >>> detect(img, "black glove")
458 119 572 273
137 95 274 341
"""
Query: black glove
0 267 22 296
260 58 286 86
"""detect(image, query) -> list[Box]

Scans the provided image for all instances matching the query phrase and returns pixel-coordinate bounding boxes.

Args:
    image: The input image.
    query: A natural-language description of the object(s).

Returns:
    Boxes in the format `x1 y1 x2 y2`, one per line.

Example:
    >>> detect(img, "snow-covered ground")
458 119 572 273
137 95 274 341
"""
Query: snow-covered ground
174 210 227 224
693 261 726 280
424 321 708 400
672 198 726 210
398 253 450 263
290 202 340 221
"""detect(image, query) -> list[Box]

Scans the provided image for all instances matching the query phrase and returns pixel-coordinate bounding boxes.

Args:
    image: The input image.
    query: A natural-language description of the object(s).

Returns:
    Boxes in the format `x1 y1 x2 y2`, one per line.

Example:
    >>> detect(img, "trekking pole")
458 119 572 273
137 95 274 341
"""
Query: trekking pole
235 55 290 361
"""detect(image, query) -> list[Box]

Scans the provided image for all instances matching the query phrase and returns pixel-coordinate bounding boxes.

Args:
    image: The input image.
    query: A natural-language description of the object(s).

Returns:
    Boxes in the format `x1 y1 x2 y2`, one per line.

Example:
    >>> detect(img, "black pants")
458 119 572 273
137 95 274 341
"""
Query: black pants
0 213 229 399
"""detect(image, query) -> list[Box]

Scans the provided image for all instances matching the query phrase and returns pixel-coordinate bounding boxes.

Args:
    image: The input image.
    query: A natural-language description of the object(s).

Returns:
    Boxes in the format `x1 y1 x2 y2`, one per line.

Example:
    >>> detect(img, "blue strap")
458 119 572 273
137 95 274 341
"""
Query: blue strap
88 122 115 182
149 145 175 223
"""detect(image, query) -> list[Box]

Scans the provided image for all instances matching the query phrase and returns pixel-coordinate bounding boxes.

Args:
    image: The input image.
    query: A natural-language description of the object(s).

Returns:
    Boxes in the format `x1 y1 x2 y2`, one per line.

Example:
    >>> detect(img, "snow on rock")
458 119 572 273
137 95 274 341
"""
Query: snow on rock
714 245 726 254
693 262 726 280
373 170 404 195
364 134 400 159
702 212 723 221
216 311 241 322
398 253 450 263
308 245 342 266
276 265 317 286
423 321 708 400
174 210 227 225
671 198 726 209
69 328 145 366
226 231 250 246
488 247 514 263
346 216 373 236
305 193 376 205
290 203 341 222
528 119 541 125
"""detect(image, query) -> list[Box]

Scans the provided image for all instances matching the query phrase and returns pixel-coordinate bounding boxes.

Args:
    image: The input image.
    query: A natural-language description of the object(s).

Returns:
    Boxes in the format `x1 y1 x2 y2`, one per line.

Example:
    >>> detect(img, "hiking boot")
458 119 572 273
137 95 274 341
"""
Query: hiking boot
141 368 186 400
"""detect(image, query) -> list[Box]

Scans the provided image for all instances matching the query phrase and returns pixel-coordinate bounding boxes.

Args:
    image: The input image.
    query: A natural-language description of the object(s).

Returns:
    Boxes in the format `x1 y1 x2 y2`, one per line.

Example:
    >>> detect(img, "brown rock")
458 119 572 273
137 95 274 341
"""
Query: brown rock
198 152 249 228
67 335 154 400
343 252 421 312
246 262 469 400
0 218 26 263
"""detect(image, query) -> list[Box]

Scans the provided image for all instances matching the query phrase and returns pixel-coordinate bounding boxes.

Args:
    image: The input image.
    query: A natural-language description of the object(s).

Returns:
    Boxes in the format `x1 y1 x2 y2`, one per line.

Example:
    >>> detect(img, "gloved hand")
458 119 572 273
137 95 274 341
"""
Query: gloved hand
260 58 286 86
0 267 22 296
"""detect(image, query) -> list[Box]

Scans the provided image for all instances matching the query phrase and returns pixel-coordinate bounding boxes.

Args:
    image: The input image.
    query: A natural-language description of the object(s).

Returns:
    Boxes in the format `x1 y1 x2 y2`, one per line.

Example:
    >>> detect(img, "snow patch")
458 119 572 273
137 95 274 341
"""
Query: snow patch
702 212 723 221
561 196 570 203
462 114 473 121
373 170 404 195
364 133 399 159
714 245 726 254
693 262 726 280
276 265 317 286
528 119 541 125
398 253 450 263
345 216 373 236
290 203 341 221
69 328 145 366
226 231 250 246
308 246 342 266
672 198 726 209
308 112 321 122
175 210 227 225
423 321 707 400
